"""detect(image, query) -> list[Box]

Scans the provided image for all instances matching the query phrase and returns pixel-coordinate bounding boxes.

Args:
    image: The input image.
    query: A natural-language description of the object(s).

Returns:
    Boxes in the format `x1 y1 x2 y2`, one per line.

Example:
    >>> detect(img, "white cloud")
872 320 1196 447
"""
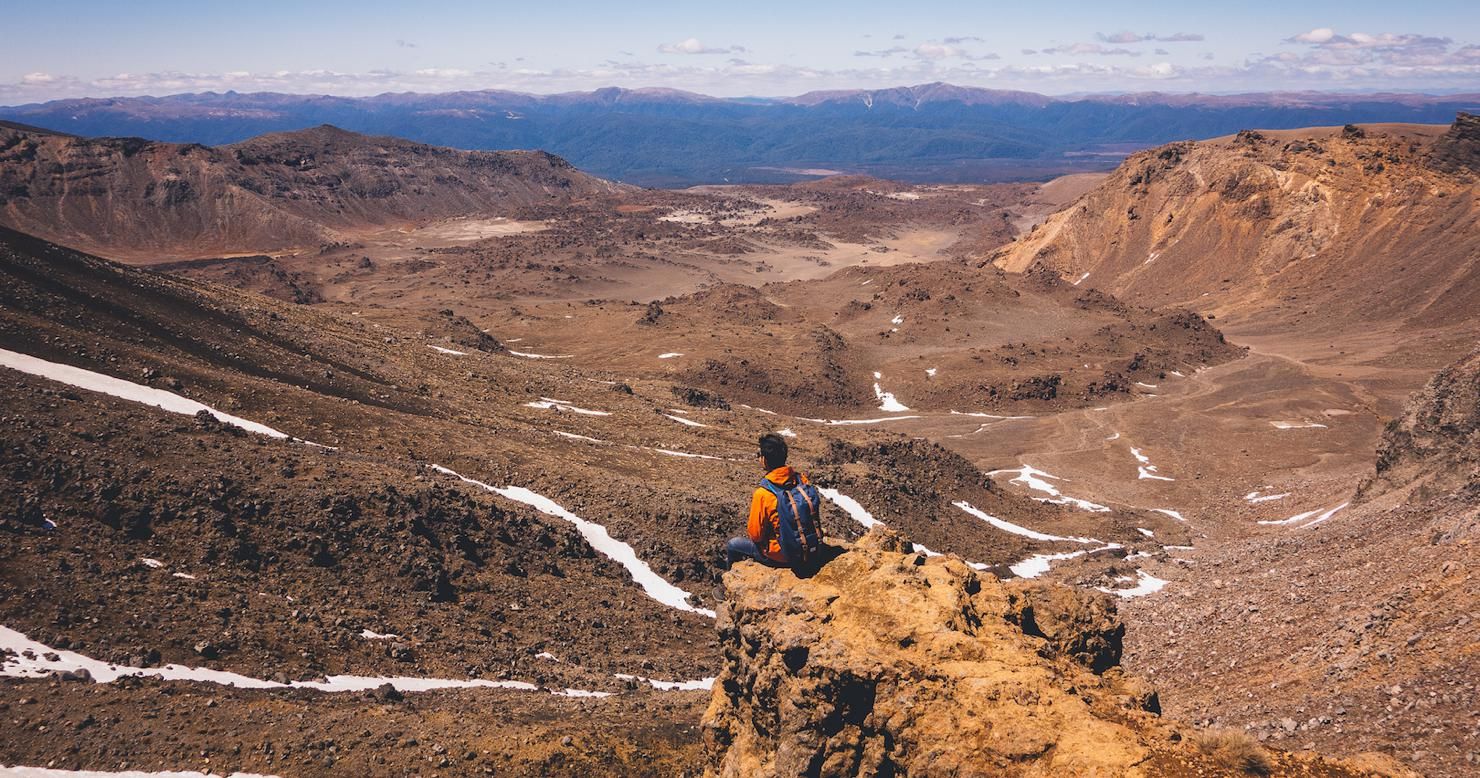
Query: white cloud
856 42 998 61
1042 42 1141 57
1098 31 1205 44
1292 27 1336 44
658 37 744 55
21 72 56 84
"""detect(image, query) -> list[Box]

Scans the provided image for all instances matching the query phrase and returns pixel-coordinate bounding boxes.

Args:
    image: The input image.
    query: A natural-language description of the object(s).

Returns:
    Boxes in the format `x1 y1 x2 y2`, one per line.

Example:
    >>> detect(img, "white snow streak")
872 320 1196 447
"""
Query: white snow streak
1129 447 1174 481
0 348 299 441
949 410 1034 420
1097 569 1169 599
658 353 684 359
953 501 1098 544
799 415 922 425
871 372 910 412
1270 421 1328 429
1244 491 1290 504
524 398 610 416
1298 502 1349 528
818 488 880 529
663 414 708 428
360 629 398 639
0 625 602 696
508 350 573 359
1151 508 1186 522
1257 502 1347 527
651 448 723 460
552 430 607 444
0 768 277 778
985 465 1111 512
614 673 716 691
428 345 467 356
429 465 714 618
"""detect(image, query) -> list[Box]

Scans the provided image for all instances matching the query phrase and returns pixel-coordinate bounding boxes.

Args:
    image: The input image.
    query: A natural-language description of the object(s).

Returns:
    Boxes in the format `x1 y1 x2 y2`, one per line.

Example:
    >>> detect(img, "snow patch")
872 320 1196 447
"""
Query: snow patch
651 448 723 460
0 348 302 442
1097 569 1169 599
524 398 610 416
776 428 797 438
950 410 1033 420
508 350 573 360
658 352 683 359
0 624 587 695
819 488 881 529
360 629 398 640
141 558 164 569
1298 502 1349 528
1257 502 1347 527
1243 491 1290 504
1129 447 1174 481
0 768 278 778
614 673 716 691
1151 508 1186 522
663 413 708 428
171 572 196 580
925 368 937 378
428 345 466 356
1270 421 1328 429
553 430 607 444
953 500 1099 544
802 415 922 425
985 465 1111 513
1008 544 1121 579
429 465 715 618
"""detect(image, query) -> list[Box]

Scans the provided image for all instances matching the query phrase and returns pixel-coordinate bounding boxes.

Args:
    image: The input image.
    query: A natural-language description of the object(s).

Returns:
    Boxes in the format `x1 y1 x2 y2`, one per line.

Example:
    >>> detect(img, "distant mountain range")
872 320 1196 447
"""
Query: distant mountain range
3 83 1477 186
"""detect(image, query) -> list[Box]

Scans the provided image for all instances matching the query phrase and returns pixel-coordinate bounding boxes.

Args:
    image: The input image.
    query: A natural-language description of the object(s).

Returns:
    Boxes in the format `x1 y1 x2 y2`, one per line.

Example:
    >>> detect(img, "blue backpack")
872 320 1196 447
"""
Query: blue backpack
761 476 823 565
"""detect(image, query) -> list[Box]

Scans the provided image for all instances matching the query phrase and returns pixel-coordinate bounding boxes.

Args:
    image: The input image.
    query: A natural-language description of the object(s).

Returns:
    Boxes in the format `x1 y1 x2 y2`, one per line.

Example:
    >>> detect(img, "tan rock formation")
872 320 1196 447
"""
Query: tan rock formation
703 528 1401 777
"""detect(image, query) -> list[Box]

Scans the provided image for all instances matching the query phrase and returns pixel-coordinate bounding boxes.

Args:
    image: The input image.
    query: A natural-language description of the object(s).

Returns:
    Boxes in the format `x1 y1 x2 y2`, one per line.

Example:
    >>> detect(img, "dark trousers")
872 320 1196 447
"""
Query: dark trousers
725 537 784 569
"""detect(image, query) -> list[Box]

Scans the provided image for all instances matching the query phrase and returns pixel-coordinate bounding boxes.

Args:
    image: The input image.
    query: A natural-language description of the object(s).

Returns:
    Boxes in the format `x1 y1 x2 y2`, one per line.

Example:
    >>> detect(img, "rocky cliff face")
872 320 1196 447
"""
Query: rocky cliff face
1360 345 1480 503
991 116 1480 335
702 529 1396 777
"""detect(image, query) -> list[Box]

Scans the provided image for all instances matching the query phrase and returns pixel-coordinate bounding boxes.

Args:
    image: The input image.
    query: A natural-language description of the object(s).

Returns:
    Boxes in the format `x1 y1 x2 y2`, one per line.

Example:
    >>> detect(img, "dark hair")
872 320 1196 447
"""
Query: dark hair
758 433 788 470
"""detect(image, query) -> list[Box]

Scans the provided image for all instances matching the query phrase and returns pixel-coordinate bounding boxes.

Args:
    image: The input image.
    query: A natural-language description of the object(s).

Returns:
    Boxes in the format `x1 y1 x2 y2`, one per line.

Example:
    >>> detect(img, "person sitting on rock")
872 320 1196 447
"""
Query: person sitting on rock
724 433 824 569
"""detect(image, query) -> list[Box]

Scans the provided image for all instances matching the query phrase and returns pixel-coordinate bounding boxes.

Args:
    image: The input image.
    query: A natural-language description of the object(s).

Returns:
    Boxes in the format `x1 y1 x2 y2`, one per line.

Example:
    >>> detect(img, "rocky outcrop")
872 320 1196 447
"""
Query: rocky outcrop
703 529 1390 777
1359 345 1480 503
704 532 1308 775
1426 112 1480 175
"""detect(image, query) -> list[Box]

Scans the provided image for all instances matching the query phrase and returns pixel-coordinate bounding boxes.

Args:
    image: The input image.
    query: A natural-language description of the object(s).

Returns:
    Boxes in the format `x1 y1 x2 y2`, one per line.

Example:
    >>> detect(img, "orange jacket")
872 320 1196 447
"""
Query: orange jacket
748 466 821 563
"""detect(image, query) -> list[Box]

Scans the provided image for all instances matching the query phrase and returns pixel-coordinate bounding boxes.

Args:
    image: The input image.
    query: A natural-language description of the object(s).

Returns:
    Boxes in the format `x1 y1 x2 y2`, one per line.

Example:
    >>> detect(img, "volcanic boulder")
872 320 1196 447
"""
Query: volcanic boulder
1359 344 1480 503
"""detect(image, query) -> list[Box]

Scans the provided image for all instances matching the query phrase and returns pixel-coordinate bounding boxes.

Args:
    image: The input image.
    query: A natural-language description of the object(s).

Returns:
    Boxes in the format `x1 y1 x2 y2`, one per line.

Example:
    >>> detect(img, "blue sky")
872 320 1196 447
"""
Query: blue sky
5 0 1479 102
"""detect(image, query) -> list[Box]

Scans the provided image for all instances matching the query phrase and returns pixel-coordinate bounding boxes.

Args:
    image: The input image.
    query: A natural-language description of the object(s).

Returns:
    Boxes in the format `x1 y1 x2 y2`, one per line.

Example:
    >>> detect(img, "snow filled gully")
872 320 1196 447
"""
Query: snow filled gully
978 462 1176 593
821 486 1136 584
429 465 716 619
0 767 277 778
0 625 712 700
0 348 315 444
